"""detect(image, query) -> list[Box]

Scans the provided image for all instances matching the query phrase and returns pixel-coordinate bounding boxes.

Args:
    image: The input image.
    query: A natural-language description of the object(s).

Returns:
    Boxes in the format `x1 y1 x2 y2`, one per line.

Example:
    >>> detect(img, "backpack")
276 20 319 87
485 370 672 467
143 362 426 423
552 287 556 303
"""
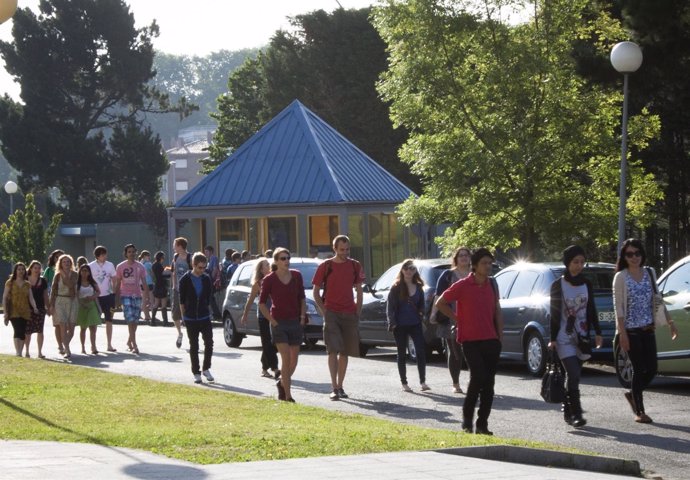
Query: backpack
173 252 193 276
320 259 361 299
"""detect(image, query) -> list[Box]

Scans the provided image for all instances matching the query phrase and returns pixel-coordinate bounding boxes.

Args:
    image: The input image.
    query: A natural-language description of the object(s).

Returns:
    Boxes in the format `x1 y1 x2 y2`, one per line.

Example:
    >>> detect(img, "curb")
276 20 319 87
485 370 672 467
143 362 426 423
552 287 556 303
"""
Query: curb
437 445 642 477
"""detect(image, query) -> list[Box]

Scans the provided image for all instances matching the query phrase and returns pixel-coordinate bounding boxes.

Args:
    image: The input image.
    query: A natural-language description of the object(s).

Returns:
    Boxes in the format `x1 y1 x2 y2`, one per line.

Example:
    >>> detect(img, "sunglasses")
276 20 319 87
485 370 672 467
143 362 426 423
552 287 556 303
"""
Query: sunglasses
624 250 642 258
402 265 417 272
278 256 290 261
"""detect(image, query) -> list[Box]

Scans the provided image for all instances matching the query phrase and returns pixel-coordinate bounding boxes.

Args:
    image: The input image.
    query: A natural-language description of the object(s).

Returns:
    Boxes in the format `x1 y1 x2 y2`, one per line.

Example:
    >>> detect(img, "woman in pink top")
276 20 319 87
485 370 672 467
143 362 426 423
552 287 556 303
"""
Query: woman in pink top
435 248 503 436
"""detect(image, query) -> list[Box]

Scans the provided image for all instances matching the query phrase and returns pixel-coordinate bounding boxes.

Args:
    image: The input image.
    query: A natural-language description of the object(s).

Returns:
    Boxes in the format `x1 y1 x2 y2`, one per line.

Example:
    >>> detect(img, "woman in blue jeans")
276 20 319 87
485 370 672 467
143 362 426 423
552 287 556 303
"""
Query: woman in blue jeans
387 259 429 392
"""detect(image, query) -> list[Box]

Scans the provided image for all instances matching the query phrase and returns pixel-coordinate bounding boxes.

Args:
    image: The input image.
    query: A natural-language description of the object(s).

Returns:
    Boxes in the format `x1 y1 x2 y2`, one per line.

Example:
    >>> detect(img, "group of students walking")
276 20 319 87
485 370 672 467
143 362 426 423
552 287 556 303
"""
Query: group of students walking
2 235 680 434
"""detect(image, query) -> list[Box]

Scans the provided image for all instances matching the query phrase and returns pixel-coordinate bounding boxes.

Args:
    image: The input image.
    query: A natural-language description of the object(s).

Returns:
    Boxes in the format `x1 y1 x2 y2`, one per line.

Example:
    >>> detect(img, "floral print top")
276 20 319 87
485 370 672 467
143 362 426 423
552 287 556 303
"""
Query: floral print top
625 270 653 329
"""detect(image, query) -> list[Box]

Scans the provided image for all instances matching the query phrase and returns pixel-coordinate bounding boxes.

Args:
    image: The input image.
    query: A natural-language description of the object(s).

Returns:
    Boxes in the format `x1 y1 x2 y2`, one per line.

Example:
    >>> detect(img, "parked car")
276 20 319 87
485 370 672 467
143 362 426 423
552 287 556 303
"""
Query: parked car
614 254 690 387
494 261 617 376
358 259 451 358
221 257 324 348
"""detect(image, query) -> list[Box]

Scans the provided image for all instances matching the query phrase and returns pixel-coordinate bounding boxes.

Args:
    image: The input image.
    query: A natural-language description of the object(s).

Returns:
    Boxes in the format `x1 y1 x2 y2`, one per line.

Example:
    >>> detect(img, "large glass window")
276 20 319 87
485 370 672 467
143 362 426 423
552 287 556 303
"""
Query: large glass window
348 214 365 268
218 219 246 253
248 218 259 255
267 217 296 253
309 215 339 257
369 213 404 279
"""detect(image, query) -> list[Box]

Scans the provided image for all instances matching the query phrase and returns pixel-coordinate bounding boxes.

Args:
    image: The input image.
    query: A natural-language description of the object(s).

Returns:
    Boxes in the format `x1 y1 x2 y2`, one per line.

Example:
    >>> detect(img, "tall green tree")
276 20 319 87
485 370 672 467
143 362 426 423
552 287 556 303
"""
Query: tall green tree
206 8 416 190
373 0 661 258
574 1 690 261
0 0 194 223
0 193 61 265
148 49 258 145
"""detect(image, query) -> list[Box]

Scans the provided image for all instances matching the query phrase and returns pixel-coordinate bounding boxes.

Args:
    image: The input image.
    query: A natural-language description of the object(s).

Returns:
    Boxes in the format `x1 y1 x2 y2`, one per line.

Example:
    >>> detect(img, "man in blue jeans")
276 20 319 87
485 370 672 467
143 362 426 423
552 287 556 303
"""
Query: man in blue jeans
179 252 215 384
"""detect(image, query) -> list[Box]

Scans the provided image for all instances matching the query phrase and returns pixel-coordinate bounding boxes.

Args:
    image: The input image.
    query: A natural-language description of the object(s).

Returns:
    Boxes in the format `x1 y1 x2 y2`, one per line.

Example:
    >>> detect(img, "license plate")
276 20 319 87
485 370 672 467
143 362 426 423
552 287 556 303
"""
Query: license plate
598 311 616 323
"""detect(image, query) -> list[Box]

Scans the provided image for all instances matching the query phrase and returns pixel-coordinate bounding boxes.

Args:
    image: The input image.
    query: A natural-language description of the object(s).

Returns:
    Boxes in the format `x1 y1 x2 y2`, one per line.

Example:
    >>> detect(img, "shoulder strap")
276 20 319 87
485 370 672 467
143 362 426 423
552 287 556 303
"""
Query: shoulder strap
645 266 659 294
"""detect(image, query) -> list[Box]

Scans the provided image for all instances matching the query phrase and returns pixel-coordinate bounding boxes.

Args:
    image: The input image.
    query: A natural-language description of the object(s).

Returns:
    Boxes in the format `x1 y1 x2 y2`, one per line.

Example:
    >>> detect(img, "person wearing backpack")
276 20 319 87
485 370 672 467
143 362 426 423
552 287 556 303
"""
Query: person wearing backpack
435 248 503 436
312 235 366 401
171 237 192 349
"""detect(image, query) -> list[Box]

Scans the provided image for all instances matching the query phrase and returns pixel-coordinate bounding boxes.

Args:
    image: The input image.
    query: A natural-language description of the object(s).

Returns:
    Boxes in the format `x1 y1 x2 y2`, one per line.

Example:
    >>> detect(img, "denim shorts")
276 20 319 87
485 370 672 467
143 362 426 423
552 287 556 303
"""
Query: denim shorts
122 296 142 323
270 319 303 346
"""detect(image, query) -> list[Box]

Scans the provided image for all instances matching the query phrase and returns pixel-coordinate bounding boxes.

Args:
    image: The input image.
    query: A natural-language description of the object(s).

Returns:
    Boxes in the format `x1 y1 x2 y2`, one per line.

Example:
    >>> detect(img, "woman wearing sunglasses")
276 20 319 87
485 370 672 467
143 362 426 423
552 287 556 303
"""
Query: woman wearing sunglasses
387 259 429 392
259 248 307 402
613 238 678 423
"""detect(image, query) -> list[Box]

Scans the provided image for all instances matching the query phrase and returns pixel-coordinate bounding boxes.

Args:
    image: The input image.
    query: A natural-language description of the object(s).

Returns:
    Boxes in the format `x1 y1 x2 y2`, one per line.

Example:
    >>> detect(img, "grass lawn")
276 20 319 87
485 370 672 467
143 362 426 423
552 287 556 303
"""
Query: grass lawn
1 355 561 464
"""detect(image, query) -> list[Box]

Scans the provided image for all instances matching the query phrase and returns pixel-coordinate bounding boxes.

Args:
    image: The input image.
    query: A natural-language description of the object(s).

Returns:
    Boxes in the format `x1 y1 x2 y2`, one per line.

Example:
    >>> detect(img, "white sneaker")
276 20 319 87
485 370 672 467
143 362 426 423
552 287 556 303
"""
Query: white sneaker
202 370 215 382
420 383 431 391
402 384 413 392
193 373 202 384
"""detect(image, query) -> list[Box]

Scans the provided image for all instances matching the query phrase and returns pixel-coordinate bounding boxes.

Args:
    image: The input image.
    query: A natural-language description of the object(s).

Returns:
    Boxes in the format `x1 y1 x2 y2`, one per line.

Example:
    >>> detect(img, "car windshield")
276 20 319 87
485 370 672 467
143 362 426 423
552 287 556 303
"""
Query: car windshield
422 265 450 289
553 267 614 292
292 263 319 289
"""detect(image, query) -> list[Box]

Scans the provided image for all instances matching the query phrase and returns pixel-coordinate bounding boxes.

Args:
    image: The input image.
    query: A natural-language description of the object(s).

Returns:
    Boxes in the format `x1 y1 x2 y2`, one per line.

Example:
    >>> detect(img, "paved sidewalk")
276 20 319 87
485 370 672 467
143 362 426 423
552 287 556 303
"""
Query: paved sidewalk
1 440 642 480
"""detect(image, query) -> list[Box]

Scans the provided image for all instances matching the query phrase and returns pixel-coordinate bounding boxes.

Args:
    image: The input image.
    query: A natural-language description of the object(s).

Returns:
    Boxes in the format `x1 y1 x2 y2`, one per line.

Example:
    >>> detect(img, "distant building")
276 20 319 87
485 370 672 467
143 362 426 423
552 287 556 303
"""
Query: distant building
163 138 211 205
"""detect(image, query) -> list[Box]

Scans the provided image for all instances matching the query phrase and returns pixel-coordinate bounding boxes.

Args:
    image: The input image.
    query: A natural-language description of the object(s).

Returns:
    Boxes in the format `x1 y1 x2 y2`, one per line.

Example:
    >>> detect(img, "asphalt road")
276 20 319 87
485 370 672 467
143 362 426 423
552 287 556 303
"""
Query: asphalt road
2 320 688 479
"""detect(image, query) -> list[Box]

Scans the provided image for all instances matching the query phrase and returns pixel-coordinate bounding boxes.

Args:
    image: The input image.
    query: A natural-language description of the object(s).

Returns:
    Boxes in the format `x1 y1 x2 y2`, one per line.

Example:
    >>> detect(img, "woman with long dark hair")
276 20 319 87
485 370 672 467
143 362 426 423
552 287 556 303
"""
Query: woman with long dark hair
387 259 428 392
44 249 64 352
241 258 280 379
614 239 678 423
3 262 39 356
76 264 101 354
431 246 472 394
548 245 602 428
25 260 50 358
151 251 169 326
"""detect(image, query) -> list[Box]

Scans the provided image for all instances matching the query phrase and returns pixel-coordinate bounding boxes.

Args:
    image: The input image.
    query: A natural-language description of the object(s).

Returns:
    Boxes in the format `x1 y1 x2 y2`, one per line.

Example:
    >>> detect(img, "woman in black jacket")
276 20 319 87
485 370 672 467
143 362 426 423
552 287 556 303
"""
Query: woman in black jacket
179 252 215 384
548 245 602 428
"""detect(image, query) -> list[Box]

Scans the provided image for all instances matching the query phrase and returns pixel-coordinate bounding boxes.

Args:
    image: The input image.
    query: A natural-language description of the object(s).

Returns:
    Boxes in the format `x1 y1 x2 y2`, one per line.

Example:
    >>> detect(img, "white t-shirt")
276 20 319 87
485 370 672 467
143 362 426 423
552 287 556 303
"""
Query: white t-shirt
89 260 116 297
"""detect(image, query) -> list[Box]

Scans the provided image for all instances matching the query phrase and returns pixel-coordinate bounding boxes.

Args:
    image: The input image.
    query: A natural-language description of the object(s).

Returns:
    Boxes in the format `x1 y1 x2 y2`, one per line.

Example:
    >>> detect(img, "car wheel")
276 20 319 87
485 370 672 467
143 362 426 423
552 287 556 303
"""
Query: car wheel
525 330 546 376
223 314 243 348
614 341 633 389
358 343 369 357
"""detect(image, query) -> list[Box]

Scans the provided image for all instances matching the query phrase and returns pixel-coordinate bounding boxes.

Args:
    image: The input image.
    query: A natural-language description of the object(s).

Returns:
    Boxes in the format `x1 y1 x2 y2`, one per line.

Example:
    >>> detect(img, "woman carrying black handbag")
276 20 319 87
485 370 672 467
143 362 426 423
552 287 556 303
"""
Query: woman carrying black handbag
548 245 602 428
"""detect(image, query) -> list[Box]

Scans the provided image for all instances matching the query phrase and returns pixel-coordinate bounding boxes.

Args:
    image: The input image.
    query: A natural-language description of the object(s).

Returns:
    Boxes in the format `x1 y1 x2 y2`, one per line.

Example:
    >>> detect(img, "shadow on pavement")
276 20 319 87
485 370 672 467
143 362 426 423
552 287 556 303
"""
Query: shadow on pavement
122 463 207 479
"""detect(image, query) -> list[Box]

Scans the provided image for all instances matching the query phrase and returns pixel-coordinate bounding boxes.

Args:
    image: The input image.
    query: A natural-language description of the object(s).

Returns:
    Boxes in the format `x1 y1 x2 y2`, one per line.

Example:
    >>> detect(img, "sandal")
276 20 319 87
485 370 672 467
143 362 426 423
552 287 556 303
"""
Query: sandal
107 347 117 352
261 370 273 378
38 354 46 359
91 349 99 355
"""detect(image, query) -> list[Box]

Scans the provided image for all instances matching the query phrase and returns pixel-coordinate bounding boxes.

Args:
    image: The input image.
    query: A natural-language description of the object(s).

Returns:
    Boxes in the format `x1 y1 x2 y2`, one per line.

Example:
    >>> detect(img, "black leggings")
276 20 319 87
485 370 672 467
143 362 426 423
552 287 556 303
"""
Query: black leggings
461 339 501 428
560 355 583 394
10 317 27 340
627 329 657 396
445 336 463 384
258 317 278 371
393 323 426 384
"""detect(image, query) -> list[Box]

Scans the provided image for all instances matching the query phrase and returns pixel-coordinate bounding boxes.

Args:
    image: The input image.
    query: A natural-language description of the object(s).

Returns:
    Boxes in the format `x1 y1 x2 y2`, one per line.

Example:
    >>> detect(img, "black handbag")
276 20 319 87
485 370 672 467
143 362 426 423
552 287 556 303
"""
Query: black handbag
577 334 592 355
540 350 565 403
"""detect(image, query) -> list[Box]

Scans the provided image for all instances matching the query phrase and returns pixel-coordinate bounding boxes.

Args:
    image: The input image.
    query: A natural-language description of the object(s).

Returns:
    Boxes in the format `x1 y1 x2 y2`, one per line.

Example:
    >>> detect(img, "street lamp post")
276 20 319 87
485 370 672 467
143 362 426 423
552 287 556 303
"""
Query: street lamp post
4 180 17 215
169 161 176 204
611 41 643 253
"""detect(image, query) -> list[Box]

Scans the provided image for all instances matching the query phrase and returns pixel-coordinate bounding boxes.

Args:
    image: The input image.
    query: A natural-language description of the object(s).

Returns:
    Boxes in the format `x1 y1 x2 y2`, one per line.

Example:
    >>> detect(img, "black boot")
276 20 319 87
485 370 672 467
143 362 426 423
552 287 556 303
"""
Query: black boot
151 308 157 327
562 401 572 425
568 391 587 428
161 307 169 326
